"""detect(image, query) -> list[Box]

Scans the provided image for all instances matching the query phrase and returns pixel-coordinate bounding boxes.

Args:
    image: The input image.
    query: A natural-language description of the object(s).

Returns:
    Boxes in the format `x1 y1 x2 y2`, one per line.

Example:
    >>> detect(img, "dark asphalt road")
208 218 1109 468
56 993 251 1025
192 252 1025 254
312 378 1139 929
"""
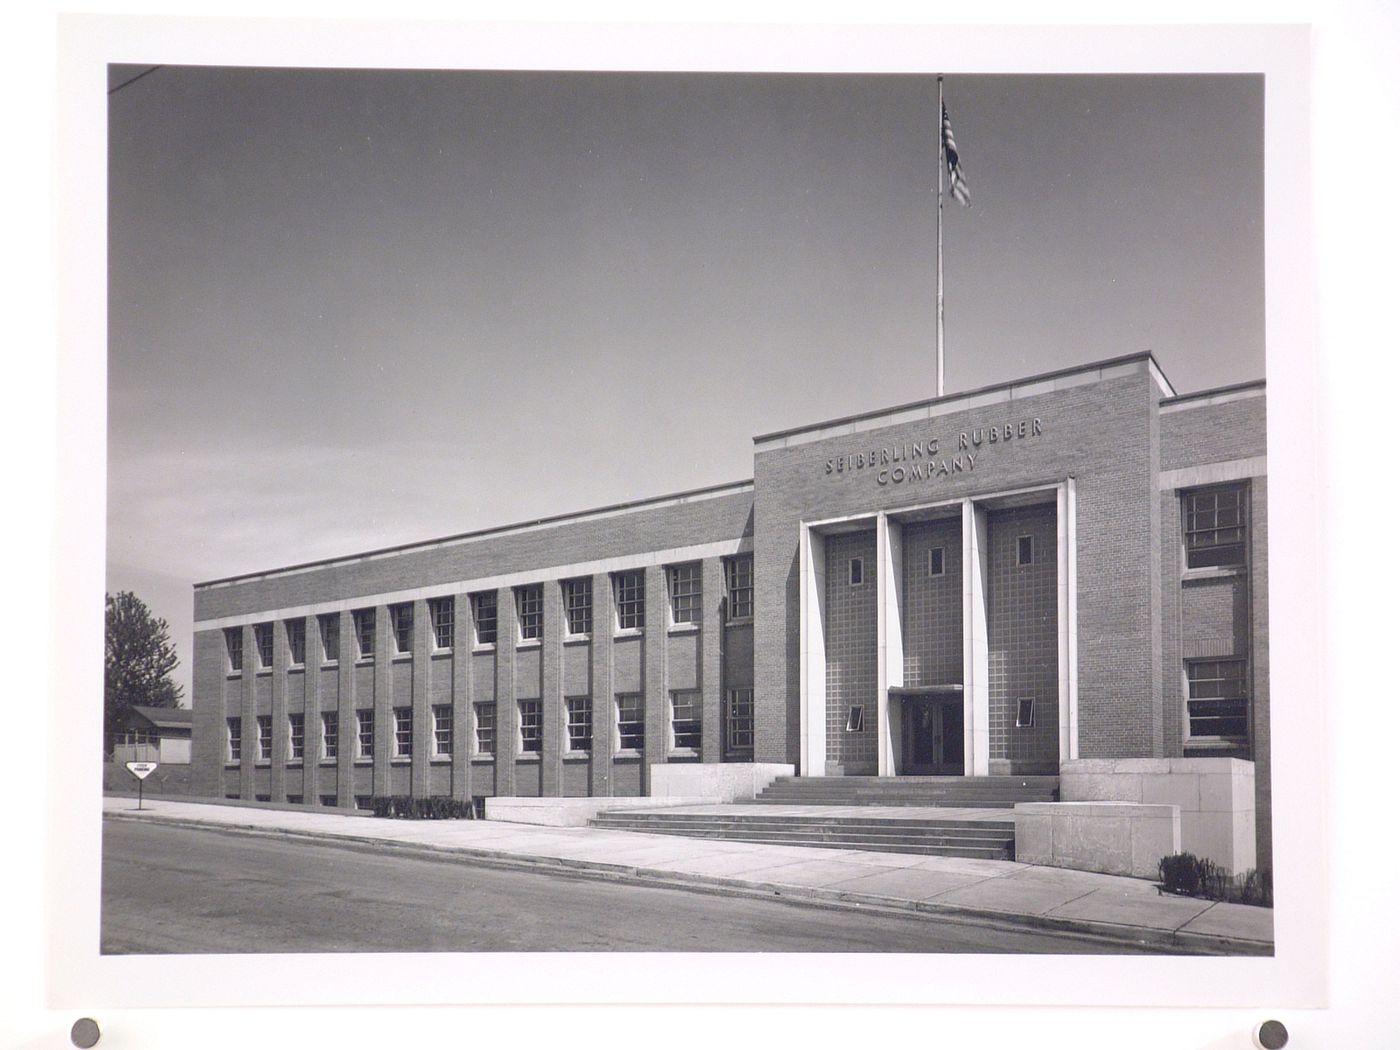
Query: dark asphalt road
101 818 1152 954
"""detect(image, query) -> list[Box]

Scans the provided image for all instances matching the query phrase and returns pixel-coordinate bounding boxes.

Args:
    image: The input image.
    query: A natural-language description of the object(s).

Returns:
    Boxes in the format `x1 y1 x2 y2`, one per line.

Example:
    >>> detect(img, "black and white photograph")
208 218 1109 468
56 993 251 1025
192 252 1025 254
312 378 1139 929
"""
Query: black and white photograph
99 62 1278 961
24 8 1400 1047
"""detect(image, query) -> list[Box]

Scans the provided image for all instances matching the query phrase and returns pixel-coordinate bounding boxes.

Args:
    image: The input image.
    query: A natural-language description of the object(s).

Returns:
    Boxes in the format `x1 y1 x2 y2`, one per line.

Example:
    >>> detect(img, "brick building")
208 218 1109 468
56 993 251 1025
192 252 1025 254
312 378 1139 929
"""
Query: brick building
191 351 1269 862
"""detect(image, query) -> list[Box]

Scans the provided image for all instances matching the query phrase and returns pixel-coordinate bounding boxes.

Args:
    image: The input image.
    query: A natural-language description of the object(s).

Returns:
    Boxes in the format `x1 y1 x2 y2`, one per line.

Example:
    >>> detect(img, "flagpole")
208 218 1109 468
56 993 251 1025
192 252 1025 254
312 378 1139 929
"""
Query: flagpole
936 75 945 398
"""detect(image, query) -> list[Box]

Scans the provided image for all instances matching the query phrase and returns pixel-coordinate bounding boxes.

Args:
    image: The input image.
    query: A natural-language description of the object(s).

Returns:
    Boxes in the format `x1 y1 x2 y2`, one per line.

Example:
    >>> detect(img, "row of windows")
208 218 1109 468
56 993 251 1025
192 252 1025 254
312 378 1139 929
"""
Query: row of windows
832 484 1250 591
224 556 755 672
225 689 757 763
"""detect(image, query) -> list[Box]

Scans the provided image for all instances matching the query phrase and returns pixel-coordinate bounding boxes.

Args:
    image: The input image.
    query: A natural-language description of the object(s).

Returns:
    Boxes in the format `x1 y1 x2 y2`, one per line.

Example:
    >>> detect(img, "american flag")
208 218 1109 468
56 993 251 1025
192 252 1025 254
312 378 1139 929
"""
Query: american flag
942 102 971 206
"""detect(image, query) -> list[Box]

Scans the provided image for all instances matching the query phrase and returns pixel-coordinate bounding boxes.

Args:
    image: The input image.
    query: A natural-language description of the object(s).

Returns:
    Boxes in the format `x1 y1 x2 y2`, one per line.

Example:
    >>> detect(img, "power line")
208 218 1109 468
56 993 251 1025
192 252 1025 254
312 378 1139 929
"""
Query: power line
109 66 163 96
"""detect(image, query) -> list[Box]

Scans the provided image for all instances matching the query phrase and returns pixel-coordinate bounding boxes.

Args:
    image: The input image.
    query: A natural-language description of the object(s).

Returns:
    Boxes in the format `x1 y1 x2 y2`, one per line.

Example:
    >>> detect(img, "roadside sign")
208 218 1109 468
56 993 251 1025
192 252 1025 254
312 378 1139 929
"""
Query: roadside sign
126 761 158 780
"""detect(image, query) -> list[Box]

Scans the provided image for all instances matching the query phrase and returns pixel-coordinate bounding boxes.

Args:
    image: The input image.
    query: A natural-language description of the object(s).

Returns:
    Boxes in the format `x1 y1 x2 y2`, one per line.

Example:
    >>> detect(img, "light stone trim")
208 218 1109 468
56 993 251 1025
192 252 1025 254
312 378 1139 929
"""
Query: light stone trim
798 481 1078 780
195 537 753 631
1159 456 1267 490
1159 384 1265 413
798 526 828 778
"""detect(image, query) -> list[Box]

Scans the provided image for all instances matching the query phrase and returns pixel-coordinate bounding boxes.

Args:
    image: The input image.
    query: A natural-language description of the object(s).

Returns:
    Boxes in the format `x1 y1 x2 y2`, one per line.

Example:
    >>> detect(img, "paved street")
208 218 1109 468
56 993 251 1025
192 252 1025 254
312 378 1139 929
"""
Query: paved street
102 818 1155 954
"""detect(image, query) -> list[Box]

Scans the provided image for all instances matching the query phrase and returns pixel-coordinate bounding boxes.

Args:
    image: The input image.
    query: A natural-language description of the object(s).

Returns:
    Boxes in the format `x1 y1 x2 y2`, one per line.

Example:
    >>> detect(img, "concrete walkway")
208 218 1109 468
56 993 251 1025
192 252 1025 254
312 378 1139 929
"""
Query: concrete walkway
101 796 1272 955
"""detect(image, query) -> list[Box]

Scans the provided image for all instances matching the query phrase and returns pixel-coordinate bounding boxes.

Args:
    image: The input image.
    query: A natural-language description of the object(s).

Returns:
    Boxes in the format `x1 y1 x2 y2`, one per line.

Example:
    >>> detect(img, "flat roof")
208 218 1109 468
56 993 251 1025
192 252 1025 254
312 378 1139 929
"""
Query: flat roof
130 706 192 728
752 351 1179 449
195 478 755 589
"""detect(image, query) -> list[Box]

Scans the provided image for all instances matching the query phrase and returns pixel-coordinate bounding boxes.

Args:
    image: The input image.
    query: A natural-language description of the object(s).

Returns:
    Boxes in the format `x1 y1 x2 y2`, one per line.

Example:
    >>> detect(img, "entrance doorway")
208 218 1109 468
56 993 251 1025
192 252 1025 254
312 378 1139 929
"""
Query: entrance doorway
898 692 964 775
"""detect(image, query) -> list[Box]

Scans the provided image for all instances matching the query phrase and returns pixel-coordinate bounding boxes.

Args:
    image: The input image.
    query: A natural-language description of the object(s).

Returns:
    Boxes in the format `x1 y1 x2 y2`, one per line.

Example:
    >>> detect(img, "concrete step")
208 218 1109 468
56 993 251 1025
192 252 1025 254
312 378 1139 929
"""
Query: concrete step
591 812 1014 832
750 775 1058 809
584 820 1014 859
587 808 1017 859
746 796 1048 808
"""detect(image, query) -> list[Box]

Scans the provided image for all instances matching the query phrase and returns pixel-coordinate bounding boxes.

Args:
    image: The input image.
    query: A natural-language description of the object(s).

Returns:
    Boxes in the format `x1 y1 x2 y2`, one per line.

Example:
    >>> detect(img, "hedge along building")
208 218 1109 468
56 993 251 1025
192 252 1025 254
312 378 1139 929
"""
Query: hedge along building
190 350 1269 865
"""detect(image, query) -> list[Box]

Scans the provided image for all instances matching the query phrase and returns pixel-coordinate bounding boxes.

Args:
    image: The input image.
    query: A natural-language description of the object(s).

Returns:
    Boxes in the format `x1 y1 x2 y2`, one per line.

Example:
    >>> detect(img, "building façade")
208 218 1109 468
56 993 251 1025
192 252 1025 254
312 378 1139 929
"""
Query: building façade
190 351 1270 866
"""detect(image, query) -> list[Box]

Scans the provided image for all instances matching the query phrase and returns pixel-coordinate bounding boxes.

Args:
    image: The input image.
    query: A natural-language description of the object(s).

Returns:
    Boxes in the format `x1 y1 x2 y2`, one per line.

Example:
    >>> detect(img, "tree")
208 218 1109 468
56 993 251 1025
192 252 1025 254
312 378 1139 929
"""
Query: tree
105 590 183 734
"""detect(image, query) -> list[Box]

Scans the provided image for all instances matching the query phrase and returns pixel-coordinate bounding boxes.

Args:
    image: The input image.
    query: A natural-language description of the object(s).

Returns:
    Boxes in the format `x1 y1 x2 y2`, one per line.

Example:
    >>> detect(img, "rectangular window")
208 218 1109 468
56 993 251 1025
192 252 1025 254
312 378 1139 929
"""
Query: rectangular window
254 622 274 668
671 690 701 750
355 795 373 811
1015 698 1035 728
321 712 338 760
256 715 273 760
285 618 306 665
288 713 305 759
393 707 413 758
726 554 754 620
224 628 243 672
391 603 413 654
519 700 542 753
727 688 754 753
287 794 304 805
850 558 864 586
353 608 375 660
474 702 496 755
226 717 242 761
1184 485 1247 569
356 710 374 759
929 546 945 577
319 614 339 663
669 563 702 624
429 596 454 649
616 693 644 751
516 585 543 641
563 578 593 636
615 571 645 631
432 704 452 756
319 795 337 807
1017 535 1035 566
846 705 865 732
1186 660 1249 740
472 591 497 646
566 697 592 752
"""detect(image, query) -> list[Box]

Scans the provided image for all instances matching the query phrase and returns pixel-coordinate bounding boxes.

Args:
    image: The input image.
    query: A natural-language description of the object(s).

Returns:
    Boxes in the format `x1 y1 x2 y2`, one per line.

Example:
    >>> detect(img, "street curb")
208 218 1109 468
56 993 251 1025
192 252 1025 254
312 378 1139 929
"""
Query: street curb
103 810 1273 956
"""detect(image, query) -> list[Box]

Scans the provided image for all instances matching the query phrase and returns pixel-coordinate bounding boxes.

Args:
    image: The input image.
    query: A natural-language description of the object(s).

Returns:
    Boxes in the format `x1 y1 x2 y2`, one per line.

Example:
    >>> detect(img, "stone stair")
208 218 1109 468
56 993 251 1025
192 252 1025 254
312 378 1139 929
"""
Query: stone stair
746 775 1059 809
586 808 1016 859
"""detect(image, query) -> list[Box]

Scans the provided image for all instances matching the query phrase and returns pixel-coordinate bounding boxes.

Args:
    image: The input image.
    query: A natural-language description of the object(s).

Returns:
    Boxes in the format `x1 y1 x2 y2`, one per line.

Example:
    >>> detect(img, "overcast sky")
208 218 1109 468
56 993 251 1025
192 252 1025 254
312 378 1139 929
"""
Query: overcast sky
106 68 1263 697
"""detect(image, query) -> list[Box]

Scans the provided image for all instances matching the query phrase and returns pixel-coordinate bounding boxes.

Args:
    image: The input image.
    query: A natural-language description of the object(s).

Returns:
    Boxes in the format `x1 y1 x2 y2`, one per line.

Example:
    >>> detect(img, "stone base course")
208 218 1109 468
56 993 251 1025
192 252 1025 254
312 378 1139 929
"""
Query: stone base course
1014 801 1180 879
1059 757 1255 875
648 762 795 802
484 795 713 827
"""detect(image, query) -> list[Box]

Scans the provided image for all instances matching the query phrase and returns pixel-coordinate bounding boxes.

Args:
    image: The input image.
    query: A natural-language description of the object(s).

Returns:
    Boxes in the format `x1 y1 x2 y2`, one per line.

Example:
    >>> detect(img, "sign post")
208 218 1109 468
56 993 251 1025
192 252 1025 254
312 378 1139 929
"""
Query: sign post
125 761 158 810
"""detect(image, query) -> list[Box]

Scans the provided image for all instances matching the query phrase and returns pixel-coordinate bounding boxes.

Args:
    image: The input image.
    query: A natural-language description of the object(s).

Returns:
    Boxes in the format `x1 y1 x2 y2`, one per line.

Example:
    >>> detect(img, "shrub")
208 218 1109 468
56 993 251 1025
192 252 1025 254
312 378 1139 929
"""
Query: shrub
369 795 475 820
1157 852 1272 908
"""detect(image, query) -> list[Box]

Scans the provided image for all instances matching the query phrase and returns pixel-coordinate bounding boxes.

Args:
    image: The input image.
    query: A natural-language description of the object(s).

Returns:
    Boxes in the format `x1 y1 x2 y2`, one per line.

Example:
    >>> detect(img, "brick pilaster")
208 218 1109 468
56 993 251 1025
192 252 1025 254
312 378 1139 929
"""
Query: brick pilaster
495 586 517 796
590 573 614 797
453 594 471 803
541 580 563 797
411 598 430 797
336 610 355 808
643 565 668 794
701 558 725 762
372 605 390 794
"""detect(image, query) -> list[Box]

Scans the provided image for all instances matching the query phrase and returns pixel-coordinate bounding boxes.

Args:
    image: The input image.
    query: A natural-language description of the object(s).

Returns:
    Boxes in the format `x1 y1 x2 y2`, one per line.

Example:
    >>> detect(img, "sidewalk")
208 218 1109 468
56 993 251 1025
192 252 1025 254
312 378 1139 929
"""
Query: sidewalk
101 796 1273 955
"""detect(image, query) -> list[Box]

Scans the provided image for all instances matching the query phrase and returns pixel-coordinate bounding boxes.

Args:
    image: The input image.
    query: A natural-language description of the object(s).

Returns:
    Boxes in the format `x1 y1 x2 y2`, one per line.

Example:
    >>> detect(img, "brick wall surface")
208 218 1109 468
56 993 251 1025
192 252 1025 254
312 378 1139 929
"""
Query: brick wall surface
754 372 1161 769
986 505 1059 773
195 552 749 804
195 490 754 620
1159 394 1265 471
901 517 964 687
823 530 878 771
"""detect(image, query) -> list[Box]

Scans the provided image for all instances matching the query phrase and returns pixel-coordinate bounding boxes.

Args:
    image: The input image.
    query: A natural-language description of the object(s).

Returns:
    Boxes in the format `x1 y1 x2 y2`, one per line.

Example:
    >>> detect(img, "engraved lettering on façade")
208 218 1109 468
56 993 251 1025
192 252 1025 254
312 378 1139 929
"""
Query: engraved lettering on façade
823 418 1044 486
